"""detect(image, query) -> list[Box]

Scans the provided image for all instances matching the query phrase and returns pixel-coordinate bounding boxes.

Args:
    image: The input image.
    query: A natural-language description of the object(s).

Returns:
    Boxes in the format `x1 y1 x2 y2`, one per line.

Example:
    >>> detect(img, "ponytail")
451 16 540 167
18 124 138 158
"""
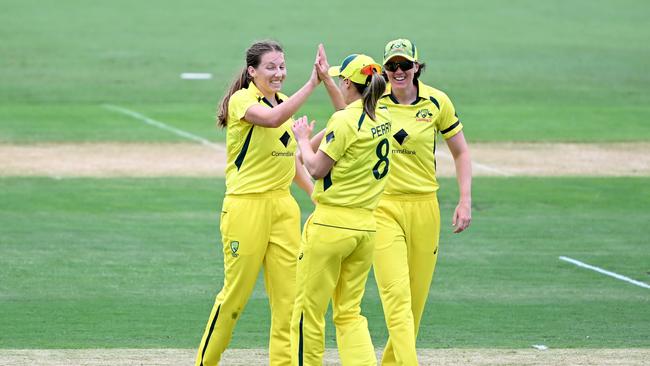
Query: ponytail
353 70 386 121
217 67 249 128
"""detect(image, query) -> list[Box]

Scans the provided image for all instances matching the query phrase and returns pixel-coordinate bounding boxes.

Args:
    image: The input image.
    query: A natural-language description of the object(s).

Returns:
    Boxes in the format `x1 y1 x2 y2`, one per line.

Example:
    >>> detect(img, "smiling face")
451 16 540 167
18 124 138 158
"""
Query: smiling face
384 55 419 92
248 51 286 99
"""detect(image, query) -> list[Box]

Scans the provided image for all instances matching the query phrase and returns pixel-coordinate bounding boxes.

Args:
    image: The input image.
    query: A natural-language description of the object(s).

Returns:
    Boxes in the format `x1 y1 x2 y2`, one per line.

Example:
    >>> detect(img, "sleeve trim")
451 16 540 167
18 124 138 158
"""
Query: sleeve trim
441 120 460 135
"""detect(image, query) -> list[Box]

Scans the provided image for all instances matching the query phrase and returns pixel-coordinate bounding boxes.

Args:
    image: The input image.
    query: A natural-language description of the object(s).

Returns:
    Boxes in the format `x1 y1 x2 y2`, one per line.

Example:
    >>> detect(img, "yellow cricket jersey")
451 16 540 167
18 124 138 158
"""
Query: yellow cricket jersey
378 81 463 194
312 99 392 218
224 83 297 195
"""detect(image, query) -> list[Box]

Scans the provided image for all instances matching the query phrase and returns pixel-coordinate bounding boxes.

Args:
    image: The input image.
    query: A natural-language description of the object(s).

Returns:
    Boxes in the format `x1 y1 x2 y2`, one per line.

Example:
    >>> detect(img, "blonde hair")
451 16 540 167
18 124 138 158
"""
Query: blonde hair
352 70 386 120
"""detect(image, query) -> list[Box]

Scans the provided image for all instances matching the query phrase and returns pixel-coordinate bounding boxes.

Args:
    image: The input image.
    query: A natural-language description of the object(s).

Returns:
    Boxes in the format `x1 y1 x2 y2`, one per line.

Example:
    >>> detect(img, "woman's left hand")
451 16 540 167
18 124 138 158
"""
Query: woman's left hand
292 116 315 141
452 200 472 233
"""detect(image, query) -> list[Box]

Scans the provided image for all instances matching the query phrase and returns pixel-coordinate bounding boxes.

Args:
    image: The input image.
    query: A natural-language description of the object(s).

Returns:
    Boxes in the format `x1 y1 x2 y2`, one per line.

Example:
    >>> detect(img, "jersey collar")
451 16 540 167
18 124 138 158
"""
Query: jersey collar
345 99 364 110
247 82 284 107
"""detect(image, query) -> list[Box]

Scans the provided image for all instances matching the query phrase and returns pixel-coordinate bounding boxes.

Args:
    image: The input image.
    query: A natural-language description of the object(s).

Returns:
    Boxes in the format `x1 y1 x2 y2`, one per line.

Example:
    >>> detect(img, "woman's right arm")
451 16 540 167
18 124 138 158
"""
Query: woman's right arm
244 48 322 128
315 44 347 111
311 129 326 152
292 117 335 179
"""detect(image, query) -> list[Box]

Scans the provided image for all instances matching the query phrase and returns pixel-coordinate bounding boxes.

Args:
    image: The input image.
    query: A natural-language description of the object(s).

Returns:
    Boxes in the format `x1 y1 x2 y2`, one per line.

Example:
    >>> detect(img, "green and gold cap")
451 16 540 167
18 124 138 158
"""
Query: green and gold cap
383 39 418 64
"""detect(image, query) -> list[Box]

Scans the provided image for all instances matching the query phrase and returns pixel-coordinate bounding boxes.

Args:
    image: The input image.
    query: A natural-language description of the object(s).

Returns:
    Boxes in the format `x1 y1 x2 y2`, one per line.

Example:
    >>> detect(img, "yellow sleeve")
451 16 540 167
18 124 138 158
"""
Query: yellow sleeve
228 89 258 121
318 112 355 162
436 93 463 140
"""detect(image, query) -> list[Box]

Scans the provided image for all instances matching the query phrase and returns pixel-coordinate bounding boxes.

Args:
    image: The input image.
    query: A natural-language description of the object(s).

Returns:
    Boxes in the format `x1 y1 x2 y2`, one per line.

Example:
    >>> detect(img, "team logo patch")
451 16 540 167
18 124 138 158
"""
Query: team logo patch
390 42 407 52
230 241 240 258
415 108 433 122
326 131 335 143
279 131 291 147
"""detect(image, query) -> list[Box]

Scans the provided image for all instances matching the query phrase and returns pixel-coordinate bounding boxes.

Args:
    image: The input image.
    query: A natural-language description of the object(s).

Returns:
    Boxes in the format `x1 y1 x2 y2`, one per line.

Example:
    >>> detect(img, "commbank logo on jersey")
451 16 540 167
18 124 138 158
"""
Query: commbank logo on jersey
230 241 239 258
415 108 433 122
279 131 291 147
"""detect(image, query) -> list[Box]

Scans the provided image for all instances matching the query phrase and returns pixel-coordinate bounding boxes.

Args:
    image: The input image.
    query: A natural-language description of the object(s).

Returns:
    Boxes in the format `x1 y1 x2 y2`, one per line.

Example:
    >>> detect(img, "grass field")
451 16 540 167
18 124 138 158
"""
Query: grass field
1 0 650 363
1 177 648 349
2 0 650 143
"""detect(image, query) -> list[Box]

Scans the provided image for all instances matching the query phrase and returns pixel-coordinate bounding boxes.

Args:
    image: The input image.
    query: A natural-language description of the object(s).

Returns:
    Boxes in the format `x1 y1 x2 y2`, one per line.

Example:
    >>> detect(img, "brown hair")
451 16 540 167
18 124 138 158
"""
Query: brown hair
413 62 426 84
352 70 386 121
216 40 283 127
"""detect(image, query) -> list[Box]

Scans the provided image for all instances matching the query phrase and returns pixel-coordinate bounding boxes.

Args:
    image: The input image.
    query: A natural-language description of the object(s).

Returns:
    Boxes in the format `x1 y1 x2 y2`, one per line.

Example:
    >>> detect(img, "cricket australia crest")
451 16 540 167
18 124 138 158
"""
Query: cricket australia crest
230 241 240 258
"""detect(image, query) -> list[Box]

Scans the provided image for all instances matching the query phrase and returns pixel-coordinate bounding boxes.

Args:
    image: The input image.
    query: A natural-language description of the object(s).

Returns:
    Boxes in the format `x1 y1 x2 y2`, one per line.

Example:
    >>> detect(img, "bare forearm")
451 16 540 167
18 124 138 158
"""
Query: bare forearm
293 158 314 196
454 151 472 202
311 129 325 152
269 80 318 126
297 138 320 177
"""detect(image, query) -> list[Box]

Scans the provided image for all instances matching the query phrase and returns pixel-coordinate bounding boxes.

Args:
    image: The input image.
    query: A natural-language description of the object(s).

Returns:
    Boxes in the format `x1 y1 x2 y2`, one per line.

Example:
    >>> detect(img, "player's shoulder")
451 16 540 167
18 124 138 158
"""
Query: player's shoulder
229 88 253 106
332 105 359 123
326 108 359 135
375 104 391 122
419 82 452 103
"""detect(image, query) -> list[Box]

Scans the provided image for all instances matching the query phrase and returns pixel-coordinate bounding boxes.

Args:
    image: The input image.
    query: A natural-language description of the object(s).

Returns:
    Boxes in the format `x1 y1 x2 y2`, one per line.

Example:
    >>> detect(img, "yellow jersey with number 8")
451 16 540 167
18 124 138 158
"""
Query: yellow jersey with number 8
312 99 392 211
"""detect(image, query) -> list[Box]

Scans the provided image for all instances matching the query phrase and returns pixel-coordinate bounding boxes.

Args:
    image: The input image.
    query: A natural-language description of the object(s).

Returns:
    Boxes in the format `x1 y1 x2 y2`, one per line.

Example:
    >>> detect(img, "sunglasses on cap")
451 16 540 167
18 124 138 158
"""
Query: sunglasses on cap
384 60 414 72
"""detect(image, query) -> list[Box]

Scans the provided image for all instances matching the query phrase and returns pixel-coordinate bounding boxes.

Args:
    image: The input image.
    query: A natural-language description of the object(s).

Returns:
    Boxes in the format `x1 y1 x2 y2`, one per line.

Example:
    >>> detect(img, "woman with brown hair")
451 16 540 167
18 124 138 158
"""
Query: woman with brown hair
374 38 472 365
195 40 319 366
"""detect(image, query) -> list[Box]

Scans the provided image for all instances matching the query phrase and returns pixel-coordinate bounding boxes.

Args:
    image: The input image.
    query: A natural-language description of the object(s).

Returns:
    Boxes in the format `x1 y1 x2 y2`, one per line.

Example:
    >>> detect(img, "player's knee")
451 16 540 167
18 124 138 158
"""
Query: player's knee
332 308 362 328
382 278 411 301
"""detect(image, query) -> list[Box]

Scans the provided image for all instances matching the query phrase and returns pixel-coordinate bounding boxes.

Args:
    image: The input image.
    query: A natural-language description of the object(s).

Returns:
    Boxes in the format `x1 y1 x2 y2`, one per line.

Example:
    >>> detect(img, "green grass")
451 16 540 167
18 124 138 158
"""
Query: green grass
1 0 650 142
1 0 649 353
1 177 648 349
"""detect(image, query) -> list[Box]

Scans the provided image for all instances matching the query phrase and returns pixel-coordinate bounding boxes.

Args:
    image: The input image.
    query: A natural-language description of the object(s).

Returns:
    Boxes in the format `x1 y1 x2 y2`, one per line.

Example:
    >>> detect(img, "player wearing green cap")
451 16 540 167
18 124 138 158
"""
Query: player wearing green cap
317 40 473 365
373 38 473 365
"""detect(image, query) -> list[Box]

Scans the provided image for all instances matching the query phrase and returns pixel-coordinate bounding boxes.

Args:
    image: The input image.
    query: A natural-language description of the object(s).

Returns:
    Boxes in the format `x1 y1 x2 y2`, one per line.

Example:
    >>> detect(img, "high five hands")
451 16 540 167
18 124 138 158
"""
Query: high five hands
314 44 331 81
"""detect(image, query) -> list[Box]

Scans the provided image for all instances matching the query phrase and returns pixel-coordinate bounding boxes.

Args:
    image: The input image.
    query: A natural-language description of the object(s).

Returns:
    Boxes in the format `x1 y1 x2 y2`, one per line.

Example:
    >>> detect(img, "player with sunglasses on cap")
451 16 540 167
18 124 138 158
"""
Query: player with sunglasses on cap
290 52 391 366
372 38 473 365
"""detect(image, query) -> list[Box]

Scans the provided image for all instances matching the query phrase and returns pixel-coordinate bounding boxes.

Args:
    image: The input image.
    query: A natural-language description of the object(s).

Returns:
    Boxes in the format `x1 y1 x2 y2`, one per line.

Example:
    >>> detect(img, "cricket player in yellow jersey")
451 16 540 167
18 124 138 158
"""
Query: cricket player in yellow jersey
290 53 391 366
373 39 473 365
195 40 322 366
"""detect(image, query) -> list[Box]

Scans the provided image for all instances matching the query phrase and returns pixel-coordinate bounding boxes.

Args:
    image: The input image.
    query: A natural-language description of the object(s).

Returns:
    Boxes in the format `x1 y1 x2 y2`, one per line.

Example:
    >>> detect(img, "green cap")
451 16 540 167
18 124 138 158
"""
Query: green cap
383 39 418 64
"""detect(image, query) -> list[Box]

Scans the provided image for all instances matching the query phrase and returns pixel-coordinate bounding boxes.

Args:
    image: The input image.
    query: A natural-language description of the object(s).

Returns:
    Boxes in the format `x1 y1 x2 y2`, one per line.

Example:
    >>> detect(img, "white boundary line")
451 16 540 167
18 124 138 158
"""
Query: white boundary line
471 160 511 176
102 104 510 177
181 72 212 80
559 256 650 289
437 150 510 176
102 104 224 152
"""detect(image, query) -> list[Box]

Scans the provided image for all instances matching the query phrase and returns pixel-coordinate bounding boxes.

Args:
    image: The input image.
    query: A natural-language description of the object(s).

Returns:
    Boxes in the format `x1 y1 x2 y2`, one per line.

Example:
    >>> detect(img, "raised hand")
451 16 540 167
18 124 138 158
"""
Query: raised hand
292 116 315 141
315 44 331 81
309 46 322 86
